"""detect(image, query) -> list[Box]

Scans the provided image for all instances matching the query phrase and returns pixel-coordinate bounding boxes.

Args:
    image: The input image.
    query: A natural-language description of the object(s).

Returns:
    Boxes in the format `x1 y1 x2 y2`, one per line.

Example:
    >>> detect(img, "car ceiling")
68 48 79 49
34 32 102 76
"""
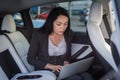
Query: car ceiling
0 0 110 14
0 0 82 13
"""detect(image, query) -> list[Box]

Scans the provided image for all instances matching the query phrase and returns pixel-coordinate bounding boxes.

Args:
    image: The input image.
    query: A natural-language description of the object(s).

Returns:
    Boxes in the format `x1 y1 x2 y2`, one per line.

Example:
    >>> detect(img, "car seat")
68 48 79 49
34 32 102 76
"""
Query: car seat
1 14 34 72
87 0 118 73
0 35 28 79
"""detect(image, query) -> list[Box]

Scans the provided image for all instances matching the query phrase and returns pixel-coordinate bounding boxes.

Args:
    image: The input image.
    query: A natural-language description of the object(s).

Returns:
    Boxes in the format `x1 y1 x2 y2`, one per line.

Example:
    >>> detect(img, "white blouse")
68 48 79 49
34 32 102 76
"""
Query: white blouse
48 37 66 56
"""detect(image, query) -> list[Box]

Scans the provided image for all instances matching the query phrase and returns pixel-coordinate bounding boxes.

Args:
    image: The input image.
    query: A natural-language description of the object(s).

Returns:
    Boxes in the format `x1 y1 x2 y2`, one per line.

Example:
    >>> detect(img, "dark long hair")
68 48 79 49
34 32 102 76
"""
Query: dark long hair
40 7 70 35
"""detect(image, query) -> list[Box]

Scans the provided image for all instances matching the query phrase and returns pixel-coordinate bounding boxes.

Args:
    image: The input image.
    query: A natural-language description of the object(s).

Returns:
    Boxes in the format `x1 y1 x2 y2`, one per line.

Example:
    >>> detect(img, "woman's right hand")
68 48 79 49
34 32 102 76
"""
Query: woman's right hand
45 63 62 72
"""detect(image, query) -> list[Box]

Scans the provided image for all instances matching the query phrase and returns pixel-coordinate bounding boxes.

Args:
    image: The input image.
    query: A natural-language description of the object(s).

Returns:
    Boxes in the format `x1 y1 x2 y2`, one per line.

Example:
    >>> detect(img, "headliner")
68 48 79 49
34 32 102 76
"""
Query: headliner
0 0 110 14
0 0 78 13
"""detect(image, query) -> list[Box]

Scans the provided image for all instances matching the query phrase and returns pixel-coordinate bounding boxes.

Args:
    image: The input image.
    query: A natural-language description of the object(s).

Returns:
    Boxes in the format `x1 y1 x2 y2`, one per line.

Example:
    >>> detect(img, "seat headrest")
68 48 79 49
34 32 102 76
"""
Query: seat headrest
1 14 16 33
89 1 103 24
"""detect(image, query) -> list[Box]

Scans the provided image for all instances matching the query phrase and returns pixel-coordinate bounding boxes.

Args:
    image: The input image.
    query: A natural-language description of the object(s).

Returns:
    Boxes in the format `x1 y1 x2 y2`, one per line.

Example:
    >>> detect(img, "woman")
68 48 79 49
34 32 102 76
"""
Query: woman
27 7 93 80
27 7 73 74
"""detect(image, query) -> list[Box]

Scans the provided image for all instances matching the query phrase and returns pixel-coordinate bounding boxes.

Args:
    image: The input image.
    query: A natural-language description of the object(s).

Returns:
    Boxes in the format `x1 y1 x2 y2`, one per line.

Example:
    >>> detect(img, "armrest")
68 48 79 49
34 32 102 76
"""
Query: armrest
17 74 42 79
11 70 56 80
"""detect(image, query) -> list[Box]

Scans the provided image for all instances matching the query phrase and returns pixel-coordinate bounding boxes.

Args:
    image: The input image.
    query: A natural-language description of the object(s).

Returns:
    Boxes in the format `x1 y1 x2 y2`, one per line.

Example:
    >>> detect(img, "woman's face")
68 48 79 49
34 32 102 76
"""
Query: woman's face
53 15 68 36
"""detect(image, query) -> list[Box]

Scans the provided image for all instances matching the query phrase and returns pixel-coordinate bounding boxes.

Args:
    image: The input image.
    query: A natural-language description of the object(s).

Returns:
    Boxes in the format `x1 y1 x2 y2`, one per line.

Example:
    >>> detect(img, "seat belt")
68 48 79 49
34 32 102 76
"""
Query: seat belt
70 46 88 61
1 31 29 71
103 14 112 37
111 41 120 66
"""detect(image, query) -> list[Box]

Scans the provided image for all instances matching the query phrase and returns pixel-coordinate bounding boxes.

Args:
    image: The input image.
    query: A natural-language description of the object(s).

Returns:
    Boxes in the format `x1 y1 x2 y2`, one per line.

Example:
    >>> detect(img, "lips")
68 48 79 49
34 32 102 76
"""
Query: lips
59 31 64 34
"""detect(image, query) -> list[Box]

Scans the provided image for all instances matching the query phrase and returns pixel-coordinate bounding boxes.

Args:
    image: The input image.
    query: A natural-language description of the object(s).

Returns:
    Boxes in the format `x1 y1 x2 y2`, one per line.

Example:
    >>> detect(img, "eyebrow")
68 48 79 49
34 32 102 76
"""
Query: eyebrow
56 21 68 24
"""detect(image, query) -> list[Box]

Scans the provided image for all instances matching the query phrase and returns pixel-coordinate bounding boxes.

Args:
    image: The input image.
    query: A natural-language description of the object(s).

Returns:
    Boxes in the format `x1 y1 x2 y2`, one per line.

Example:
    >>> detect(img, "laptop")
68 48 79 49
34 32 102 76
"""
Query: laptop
57 57 94 80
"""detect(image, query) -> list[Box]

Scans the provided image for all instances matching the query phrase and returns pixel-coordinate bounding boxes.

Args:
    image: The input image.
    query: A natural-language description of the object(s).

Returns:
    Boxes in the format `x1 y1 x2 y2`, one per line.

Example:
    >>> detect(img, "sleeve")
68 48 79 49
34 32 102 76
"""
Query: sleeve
27 30 47 70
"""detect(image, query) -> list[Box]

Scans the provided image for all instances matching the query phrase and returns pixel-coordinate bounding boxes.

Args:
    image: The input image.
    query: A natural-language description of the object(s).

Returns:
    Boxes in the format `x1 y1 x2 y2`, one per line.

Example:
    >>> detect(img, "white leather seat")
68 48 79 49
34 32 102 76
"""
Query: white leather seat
87 1 118 72
1 14 34 72
0 35 28 79
0 14 57 80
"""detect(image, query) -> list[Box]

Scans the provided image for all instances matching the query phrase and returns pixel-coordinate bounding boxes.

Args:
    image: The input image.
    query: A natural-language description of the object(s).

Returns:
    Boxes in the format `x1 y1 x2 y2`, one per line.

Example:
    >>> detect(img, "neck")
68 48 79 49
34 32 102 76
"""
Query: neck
49 32 64 46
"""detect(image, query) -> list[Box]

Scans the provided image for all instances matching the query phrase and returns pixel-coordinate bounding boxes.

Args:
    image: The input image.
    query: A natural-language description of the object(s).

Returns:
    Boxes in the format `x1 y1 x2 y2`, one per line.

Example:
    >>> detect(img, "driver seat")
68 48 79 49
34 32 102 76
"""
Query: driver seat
87 0 118 73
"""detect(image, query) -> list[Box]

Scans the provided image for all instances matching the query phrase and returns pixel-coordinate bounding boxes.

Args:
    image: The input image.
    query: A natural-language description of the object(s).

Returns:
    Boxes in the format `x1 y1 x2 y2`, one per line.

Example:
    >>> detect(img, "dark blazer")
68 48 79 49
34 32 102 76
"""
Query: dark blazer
27 29 73 70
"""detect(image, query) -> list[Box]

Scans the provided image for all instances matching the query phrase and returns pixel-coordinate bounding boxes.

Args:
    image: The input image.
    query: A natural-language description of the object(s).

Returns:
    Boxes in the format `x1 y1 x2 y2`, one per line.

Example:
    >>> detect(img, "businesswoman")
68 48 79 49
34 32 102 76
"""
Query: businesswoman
27 7 93 80
27 7 73 74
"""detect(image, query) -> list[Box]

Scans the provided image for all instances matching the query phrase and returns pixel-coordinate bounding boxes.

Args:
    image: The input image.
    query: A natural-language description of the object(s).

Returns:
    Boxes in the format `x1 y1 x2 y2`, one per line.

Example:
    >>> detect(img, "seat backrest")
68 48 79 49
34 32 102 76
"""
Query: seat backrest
0 35 28 79
87 1 118 72
1 14 34 72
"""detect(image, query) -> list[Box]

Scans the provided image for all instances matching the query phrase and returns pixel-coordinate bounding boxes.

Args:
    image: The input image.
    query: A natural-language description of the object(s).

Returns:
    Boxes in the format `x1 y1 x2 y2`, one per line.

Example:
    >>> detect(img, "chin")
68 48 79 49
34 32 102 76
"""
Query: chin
58 33 63 36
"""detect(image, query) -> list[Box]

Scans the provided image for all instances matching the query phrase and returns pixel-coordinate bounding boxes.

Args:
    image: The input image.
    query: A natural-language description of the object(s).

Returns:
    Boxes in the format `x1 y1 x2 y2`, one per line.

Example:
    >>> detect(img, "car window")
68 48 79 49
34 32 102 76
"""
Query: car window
29 5 56 28
29 1 92 32
59 1 92 32
13 13 24 27
31 19 45 28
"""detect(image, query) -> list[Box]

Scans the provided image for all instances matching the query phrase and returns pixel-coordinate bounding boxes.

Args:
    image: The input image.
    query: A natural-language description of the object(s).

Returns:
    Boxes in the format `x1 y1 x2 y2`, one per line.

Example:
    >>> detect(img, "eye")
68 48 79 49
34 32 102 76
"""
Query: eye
64 23 68 26
57 24 61 26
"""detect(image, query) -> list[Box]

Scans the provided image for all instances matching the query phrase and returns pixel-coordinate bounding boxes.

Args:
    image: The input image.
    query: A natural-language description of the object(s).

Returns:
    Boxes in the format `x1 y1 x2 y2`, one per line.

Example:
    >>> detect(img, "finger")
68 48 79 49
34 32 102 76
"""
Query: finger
58 65 62 68
56 65 62 70
56 69 60 72
56 66 62 72
54 66 59 72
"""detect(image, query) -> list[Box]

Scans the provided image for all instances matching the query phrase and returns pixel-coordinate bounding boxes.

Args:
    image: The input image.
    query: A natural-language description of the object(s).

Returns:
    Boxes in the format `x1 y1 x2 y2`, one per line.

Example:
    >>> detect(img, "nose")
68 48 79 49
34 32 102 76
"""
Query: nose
60 24 67 30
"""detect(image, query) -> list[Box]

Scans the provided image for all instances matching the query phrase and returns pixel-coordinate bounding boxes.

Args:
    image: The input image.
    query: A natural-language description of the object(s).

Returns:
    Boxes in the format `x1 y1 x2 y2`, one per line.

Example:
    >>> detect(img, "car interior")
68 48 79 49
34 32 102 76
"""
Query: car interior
0 0 120 80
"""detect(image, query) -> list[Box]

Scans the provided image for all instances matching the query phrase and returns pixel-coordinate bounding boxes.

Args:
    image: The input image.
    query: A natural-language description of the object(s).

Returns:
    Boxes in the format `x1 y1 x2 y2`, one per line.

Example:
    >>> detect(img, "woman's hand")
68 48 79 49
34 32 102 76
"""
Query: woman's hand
64 61 69 66
45 63 62 72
